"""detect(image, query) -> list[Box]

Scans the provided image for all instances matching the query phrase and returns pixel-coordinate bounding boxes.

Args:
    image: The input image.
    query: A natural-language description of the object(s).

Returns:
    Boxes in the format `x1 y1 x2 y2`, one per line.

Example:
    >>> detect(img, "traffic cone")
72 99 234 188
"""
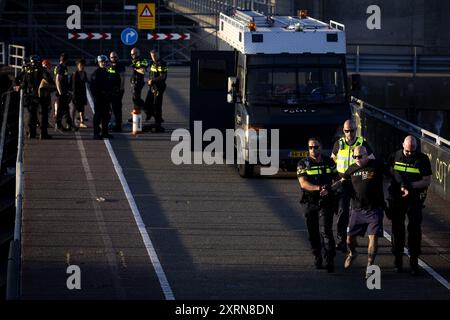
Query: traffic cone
131 106 143 136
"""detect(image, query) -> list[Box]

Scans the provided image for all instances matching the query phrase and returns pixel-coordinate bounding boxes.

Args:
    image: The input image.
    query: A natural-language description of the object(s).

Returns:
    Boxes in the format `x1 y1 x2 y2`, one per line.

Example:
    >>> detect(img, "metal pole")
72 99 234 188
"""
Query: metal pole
356 45 360 73
413 46 417 77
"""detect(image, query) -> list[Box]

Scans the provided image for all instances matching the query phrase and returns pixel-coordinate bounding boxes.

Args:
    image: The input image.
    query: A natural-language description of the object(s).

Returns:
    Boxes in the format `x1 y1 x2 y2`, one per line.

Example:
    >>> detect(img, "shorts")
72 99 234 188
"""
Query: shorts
347 207 384 237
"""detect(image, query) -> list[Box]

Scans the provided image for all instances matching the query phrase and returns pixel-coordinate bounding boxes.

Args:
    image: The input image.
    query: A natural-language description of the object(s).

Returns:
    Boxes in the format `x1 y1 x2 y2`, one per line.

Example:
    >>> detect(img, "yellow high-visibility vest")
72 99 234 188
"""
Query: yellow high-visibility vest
335 136 365 173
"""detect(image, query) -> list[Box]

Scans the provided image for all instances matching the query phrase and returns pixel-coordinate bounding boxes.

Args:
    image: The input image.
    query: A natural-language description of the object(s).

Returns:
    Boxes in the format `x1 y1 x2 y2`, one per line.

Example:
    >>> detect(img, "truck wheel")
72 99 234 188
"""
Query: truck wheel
236 140 254 178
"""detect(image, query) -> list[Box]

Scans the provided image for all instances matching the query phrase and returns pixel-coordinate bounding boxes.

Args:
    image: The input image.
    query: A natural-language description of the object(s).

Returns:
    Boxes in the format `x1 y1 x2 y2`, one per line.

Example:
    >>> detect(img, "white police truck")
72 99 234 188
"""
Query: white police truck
190 10 350 177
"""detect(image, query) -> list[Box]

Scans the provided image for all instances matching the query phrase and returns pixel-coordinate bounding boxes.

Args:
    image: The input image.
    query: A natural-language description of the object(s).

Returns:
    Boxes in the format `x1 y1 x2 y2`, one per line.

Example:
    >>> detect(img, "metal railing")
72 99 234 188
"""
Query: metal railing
0 42 5 65
6 89 23 300
351 96 450 202
347 44 450 74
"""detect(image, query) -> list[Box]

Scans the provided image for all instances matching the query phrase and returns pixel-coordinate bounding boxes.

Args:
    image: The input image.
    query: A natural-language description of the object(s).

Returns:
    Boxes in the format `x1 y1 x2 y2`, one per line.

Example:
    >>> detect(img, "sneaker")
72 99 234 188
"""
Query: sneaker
344 251 358 270
79 123 88 128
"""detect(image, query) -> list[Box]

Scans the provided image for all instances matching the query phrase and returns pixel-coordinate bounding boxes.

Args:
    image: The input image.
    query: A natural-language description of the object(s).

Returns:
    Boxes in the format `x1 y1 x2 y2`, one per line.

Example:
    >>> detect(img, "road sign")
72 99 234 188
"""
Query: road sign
147 33 191 40
68 32 111 40
121 28 138 45
137 3 155 30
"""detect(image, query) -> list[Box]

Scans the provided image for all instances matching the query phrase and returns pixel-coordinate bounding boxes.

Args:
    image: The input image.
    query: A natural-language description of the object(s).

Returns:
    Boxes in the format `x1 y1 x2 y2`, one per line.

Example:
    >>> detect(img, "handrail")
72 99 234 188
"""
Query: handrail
6 89 23 300
351 96 450 149
0 90 12 169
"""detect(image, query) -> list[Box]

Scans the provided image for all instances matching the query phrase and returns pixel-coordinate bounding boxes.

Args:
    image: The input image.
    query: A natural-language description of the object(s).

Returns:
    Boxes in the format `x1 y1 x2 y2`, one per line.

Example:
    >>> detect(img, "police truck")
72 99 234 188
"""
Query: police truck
190 10 351 177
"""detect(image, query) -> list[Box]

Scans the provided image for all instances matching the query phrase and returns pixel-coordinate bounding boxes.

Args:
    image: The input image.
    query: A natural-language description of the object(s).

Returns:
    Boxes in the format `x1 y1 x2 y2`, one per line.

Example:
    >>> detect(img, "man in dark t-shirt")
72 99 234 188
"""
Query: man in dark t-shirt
387 135 432 275
339 145 392 278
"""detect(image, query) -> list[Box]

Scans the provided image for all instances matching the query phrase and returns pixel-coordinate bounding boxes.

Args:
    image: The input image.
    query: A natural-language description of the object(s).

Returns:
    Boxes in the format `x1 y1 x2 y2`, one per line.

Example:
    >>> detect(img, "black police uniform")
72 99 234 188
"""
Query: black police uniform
297 155 337 270
387 149 432 271
130 57 148 109
54 63 73 130
90 66 111 138
20 63 54 138
145 58 167 128
107 61 125 131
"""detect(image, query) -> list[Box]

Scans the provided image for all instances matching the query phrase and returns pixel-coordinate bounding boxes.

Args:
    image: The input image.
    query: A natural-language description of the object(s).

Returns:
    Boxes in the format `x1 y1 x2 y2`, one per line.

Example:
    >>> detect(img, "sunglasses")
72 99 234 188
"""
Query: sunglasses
344 129 355 133
353 154 365 159
309 145 320 150
110 56 118 59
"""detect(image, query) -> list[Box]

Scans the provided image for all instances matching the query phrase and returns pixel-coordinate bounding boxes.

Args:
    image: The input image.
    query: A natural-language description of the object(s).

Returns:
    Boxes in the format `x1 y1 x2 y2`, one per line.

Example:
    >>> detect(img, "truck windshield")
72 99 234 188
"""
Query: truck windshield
246 67 346 105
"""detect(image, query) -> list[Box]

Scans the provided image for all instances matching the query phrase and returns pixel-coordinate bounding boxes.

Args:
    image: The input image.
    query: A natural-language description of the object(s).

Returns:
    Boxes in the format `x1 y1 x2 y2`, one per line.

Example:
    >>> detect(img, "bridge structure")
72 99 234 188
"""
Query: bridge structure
0 0 449 303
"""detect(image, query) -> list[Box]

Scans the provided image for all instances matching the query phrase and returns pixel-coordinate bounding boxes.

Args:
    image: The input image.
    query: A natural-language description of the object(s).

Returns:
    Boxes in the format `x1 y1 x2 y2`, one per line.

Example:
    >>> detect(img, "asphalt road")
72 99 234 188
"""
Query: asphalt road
20 66 450 299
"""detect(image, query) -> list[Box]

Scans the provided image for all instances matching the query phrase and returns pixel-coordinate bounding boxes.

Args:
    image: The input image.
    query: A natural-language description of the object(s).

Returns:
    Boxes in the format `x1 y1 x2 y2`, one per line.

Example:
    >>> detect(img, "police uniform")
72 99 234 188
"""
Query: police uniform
90 65 111 138
297 155 337 270
332 136 374 249
54 63 73 130
131 57 149 109
145 58 168 128
107 61 125 131
387 149 432 271
20 62 54 138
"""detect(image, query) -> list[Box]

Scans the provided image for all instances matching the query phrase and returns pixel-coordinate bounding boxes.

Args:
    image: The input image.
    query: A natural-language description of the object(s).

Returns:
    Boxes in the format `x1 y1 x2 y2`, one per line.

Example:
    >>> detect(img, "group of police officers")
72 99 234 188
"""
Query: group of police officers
15 47 168 140
297 120 432 278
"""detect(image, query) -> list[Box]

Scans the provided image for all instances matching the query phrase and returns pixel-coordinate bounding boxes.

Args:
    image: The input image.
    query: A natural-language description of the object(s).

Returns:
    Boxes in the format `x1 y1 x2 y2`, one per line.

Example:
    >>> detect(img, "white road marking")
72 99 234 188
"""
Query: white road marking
383 231 450 290
86 87 175 300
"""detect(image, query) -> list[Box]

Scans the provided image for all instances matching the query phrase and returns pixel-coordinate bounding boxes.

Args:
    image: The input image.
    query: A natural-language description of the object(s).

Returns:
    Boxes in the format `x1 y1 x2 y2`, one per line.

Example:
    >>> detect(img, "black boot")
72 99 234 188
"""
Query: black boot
394 255 403 273
314 255 323 269
410 256 420 276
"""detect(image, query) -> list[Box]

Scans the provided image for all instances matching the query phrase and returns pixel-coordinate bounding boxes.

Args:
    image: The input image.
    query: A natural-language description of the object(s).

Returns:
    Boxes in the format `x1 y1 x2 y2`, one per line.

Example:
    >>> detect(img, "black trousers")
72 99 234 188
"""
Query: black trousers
25 97 49 137
336 191 351 245
301 201 336 261
144 85 165 124
132 82 145 109
111 90 124 128
93 99 110 136
55 93 73 128
390 196 423 258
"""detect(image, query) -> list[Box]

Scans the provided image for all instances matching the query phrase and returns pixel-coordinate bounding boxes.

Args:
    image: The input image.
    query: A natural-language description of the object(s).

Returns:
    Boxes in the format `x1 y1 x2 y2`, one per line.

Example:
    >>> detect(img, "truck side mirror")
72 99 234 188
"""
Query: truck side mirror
227 76 238 103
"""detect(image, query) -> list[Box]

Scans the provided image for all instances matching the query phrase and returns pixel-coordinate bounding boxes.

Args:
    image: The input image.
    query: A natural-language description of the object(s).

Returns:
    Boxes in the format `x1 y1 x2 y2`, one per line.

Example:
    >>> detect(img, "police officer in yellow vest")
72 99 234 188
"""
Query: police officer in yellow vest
298 137 338 272
387 135 432 275
331 120 375 251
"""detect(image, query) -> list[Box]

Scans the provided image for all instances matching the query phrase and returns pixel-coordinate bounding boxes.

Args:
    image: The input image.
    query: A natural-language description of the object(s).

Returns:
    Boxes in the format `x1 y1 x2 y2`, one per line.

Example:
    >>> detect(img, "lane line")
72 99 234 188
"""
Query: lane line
75 131 126 299
86 87 175 300
383 231 450 291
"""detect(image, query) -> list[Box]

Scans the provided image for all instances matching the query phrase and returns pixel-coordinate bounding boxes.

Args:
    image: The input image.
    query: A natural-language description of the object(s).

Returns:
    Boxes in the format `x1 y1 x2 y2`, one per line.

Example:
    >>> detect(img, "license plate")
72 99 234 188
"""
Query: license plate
289 150 308 158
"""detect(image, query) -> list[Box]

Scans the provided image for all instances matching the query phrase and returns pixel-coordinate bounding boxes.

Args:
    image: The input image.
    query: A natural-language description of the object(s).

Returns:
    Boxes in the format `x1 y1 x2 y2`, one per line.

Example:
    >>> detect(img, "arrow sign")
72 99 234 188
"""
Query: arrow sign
121 27 138 45
68 32 111 40
147 33 190 40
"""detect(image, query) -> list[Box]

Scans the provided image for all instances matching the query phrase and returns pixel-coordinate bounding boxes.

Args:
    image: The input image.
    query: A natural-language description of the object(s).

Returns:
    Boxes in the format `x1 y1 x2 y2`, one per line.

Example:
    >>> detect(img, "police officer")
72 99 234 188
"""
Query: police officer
90 55 112 140
387 135 432 275
331 119 375 252
107 51 125 132
145 49 168 132
130 47 148 113
297 138 338 272
54 53 74 131
19 55 54 139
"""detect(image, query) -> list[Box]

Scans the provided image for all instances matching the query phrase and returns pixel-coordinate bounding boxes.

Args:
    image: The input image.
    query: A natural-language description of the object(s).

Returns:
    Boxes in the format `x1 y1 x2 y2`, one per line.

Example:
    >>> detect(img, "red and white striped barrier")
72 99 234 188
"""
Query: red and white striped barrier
68 32 111 40
147 33 190 40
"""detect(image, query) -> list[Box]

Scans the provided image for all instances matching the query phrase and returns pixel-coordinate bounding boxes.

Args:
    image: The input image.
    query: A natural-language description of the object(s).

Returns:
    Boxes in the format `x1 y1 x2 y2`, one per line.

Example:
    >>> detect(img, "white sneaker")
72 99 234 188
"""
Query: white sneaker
344 251 358 269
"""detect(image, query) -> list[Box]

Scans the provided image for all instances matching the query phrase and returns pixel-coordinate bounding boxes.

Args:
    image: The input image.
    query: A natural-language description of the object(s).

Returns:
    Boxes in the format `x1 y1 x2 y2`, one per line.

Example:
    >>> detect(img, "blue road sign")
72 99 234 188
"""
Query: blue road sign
121 28 138 46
